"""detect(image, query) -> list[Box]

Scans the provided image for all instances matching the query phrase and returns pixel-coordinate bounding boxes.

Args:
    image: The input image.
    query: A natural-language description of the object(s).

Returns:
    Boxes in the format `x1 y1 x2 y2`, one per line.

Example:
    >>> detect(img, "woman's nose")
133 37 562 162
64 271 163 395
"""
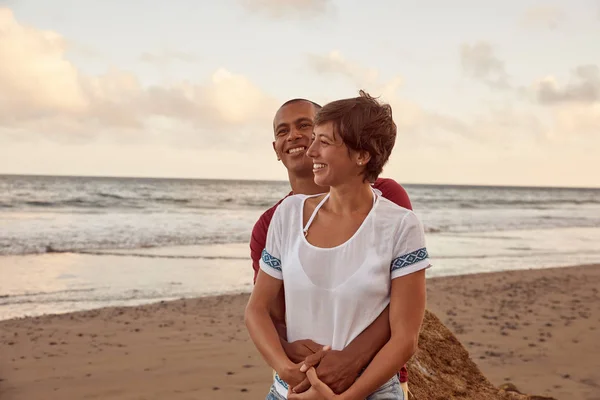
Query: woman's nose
306 140 317 157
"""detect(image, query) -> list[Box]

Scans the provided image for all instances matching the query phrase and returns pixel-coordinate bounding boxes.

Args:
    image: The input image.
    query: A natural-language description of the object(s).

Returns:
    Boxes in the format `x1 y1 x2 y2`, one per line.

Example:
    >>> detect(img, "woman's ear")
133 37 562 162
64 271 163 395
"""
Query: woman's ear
356 151 371 166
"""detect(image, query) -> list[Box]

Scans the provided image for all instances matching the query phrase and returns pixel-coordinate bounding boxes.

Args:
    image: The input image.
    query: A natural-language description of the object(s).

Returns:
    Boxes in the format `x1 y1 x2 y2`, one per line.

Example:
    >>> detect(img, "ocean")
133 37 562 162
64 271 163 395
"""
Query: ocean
2 174 599 320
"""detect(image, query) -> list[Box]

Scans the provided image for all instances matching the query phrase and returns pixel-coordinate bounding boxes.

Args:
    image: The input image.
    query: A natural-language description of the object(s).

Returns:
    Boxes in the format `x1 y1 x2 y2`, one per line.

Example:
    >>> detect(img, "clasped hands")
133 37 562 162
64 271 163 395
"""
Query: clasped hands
279 339 360 400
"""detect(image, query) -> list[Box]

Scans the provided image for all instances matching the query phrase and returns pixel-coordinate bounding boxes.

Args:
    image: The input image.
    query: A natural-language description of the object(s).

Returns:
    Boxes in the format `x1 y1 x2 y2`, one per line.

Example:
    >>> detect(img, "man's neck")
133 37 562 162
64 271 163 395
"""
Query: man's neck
288 172 327 196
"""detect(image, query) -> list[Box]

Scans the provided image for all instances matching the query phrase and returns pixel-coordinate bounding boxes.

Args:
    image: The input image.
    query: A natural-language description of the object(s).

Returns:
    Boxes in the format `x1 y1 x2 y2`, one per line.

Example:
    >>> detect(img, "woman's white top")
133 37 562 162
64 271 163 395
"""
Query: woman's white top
259 189 431 398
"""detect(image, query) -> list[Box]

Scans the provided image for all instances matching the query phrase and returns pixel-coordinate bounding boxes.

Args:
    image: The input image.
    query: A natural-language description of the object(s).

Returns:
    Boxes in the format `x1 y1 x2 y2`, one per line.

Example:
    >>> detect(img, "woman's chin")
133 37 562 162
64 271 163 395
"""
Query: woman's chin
313 175 330 187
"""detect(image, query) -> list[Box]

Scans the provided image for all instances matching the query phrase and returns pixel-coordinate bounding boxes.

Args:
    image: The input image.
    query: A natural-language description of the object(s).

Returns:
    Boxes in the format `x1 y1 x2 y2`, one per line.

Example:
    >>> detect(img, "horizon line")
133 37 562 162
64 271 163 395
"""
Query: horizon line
1 173 598 191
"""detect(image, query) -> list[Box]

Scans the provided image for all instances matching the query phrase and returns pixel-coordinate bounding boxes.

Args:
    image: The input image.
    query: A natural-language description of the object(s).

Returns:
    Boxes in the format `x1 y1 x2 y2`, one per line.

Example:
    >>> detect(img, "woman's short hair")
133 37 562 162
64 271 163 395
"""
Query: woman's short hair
314 90 397 182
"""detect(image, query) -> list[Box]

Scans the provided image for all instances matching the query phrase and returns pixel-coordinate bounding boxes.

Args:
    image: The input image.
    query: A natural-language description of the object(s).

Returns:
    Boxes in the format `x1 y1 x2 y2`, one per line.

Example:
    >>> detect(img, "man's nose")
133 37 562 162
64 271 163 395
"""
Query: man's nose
287 128 302 140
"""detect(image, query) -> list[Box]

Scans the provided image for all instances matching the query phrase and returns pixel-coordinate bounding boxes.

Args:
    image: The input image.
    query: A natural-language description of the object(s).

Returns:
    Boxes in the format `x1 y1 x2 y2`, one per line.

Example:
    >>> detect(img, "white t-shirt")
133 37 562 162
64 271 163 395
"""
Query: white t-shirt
259 190 431 397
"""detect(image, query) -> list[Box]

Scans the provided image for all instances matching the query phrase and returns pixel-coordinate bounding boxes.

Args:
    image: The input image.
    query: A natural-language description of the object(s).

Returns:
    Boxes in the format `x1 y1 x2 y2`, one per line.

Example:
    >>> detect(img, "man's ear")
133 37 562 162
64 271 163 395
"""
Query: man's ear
272 141 281 161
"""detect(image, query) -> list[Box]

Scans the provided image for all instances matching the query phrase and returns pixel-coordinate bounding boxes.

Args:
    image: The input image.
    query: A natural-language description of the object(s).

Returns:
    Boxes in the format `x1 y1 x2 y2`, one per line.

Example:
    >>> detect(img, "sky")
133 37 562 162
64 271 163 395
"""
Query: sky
0 0 599 187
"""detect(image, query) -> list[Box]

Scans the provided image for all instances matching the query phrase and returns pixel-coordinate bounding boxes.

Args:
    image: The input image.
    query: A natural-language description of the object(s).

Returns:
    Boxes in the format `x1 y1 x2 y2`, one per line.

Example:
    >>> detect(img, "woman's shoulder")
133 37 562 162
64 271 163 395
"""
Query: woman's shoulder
281 193 325 205
376 197 425 236
275 193 322 216
377 196 415 218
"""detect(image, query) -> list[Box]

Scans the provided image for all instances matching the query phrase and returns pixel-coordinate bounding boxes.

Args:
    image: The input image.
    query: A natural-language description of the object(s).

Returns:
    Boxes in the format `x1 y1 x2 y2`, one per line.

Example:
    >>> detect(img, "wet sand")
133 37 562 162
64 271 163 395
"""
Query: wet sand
1 264 599 400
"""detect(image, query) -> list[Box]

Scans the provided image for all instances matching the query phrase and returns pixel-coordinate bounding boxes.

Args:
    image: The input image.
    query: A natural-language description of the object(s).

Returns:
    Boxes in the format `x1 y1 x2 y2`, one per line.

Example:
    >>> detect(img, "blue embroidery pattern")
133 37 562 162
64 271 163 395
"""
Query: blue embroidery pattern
261 249 282 271
391 248 428 271
274 372 289 390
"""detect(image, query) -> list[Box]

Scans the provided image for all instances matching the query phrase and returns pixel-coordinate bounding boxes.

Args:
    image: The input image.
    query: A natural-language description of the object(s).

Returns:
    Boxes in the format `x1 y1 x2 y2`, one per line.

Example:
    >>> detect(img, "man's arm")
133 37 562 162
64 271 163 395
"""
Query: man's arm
250 214 269 284
340 306 391 372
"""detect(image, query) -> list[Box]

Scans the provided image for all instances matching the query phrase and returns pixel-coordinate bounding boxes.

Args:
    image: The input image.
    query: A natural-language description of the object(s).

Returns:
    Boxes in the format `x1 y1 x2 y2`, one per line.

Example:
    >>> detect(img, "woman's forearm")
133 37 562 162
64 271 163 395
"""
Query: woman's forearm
340 335 417 400
245 304 292 374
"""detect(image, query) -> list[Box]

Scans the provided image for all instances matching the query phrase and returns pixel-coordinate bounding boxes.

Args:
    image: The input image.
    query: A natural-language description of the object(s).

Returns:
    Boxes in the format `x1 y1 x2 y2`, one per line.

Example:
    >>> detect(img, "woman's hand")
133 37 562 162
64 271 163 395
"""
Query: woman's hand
298 367 344 400
288 386 327 400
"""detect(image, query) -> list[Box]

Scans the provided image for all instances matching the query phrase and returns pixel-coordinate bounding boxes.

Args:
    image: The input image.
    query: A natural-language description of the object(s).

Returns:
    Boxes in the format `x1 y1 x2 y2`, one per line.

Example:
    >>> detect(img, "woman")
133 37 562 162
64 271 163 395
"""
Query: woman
245 91 430 400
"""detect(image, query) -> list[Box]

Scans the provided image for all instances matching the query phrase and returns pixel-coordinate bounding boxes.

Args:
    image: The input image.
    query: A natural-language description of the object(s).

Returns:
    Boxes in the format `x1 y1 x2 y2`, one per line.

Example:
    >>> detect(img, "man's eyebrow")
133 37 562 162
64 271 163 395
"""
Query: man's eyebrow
274 122 290 131
294 117 313 124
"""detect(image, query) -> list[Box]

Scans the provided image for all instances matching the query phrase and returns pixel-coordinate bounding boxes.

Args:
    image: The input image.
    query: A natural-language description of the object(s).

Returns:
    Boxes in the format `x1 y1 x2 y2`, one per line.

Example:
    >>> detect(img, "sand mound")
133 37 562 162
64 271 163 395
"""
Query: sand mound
407 310 556 400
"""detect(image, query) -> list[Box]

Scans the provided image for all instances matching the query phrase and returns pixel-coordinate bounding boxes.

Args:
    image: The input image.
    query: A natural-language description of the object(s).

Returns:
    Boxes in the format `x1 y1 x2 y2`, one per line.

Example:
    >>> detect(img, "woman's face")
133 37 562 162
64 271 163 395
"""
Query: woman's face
306 122 365 187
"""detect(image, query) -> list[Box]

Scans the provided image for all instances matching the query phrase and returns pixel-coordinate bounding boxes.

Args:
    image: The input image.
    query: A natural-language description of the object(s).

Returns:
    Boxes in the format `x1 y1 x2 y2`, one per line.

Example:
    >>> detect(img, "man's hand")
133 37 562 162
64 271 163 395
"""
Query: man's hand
282 339 324 364
292 348 361 394
278 363 306 389
279 345 330 389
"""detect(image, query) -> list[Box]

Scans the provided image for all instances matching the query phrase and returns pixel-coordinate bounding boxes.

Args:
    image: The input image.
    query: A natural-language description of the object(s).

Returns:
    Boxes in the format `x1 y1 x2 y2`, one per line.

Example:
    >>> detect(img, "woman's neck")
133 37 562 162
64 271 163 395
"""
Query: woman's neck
327 180 374 215
289 173 328 196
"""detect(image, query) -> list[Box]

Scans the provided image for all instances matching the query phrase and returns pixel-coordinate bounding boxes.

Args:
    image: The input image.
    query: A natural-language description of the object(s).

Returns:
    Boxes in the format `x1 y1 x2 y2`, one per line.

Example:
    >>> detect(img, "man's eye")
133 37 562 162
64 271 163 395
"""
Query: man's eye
300 123 311 129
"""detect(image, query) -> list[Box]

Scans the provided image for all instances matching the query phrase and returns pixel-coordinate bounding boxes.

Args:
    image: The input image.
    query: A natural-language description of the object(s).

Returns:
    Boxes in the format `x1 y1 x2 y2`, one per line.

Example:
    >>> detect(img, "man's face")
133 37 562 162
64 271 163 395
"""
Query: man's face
272 101 316 176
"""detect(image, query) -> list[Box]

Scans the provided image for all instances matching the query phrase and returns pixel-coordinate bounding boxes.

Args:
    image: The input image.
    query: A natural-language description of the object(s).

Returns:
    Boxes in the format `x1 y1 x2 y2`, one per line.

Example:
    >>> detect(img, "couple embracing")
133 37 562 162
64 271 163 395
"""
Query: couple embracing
246 91 431 400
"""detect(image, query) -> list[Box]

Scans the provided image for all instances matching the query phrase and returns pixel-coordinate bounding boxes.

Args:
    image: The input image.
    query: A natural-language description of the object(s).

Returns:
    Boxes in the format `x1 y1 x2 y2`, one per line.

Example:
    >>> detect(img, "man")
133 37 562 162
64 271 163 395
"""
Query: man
250 98 412 398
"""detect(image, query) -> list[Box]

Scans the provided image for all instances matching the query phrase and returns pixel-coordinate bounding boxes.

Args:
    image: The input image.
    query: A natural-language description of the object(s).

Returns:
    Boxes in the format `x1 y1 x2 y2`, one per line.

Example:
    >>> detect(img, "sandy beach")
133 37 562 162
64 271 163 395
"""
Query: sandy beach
1 264 599 400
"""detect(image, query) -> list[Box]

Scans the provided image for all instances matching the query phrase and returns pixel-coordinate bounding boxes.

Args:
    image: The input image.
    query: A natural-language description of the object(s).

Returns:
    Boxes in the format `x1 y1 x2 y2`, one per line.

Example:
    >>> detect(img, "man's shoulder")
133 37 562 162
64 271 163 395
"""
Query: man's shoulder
373 177 412 210
373 177 405 193
253 193 291 228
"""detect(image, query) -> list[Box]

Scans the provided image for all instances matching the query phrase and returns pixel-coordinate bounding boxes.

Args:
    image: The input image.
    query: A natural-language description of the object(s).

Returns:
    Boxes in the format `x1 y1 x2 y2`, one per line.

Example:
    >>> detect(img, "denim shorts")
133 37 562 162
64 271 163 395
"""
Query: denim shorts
265 375 404 400
366 375 404 400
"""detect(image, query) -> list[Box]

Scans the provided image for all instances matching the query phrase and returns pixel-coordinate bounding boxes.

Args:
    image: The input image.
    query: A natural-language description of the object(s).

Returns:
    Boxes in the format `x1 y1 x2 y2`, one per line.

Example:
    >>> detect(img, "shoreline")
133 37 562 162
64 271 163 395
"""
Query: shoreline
1 263 598 399
1 261 599 323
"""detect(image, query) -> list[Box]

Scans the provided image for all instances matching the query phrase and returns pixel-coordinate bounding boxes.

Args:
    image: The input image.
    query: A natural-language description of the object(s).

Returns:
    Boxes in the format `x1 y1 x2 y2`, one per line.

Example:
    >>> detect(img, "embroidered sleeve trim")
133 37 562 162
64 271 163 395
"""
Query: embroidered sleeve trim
391 247 428 271
261 249 282 272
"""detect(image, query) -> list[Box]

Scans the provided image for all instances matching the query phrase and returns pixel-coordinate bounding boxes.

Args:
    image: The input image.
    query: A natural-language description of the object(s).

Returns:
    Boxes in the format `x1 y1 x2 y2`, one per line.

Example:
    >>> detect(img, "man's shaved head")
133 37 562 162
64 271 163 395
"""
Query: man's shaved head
279 98 322 110
273 99 321 129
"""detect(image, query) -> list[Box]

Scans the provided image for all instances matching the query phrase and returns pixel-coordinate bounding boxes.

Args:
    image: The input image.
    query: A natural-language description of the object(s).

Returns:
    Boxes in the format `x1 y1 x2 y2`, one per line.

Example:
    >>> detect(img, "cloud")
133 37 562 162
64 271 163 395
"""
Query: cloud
240 0 332 18
533 65 600 105
305 50 582 148
0 8 278 146
521 65 600 137
521 5 566 29
306 51 423 130
307 51 379 86
139 50 197 66
306 50 477 140
460 42 510 90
